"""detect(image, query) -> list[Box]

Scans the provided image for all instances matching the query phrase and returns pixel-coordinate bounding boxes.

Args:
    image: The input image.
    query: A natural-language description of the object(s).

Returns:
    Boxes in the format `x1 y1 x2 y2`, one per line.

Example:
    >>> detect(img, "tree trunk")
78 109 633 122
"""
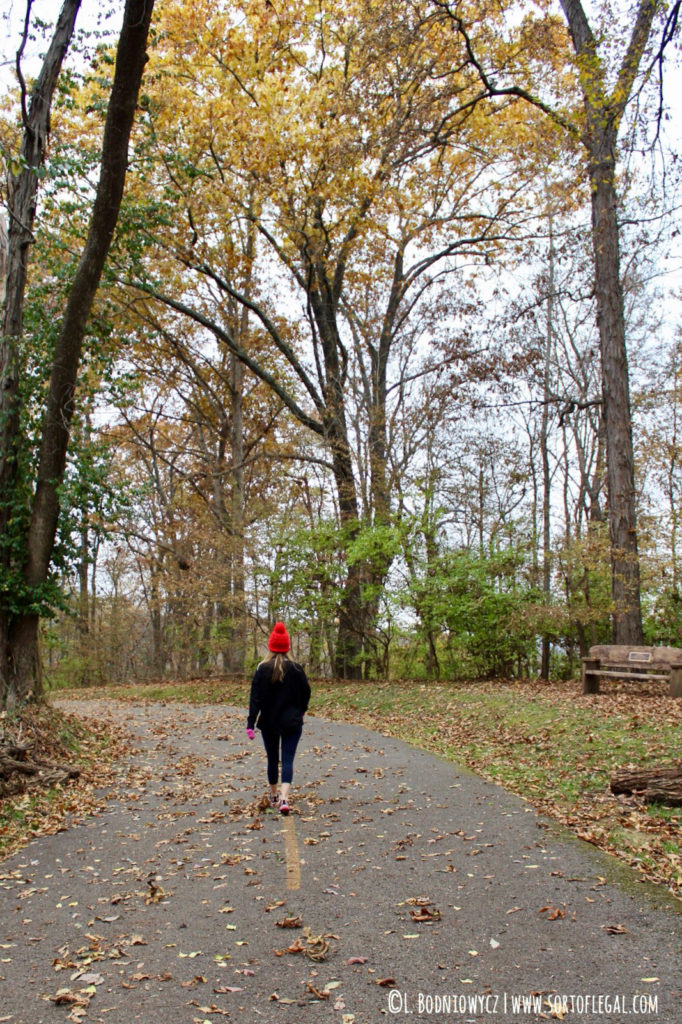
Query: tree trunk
588 143 643 644
0 0 82 706
3 0 155 705
6 614 41 708
225 348 246 674
0 0 82 507
559 0 656 646
308 270 365 678
329 436 364 678
150 574 164 677
540 202 556 680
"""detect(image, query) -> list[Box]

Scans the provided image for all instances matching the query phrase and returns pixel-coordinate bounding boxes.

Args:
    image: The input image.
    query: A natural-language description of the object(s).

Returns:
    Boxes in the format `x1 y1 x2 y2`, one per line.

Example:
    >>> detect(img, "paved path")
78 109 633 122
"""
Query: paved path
0 700 680 1024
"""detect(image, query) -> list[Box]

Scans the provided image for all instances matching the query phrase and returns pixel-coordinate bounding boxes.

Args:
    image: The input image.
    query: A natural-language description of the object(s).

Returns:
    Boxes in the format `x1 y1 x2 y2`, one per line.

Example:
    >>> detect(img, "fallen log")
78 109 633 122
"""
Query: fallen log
610 763 682 805
0 753 38 776
644 777 682 807
0 739 80 794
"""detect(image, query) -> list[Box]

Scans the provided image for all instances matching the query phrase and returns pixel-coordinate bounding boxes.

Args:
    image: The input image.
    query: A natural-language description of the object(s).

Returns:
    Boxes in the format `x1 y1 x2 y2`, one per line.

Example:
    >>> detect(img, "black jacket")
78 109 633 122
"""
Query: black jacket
247 658 311 734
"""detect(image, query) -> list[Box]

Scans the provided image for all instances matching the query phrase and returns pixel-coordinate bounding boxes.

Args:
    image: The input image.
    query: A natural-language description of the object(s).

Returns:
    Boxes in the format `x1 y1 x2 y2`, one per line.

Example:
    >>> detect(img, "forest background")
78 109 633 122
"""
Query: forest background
2 0 682 700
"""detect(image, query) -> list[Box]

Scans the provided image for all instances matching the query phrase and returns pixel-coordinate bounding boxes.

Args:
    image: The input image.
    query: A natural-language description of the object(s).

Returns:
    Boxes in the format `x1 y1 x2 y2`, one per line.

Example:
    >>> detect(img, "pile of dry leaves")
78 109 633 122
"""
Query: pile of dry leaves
0 703 122 857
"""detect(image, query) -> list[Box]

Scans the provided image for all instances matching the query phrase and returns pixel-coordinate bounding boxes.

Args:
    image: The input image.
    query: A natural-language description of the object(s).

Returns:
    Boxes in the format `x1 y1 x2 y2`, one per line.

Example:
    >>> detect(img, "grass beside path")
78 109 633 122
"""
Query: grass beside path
5 676 680 900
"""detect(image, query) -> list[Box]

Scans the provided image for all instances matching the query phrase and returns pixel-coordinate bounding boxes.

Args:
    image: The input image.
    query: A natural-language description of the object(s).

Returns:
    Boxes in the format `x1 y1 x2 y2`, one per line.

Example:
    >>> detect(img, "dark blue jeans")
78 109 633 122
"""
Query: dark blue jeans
260 726 303 786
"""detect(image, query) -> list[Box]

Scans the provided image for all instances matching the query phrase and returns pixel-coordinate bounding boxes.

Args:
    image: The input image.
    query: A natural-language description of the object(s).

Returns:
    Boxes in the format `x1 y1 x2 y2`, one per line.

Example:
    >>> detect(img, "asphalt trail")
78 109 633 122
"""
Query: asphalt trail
0 699 680 1024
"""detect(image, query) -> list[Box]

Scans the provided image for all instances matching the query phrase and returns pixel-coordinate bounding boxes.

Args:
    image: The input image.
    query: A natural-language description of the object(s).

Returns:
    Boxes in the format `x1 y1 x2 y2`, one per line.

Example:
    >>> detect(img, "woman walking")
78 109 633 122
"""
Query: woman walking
246 622 311 814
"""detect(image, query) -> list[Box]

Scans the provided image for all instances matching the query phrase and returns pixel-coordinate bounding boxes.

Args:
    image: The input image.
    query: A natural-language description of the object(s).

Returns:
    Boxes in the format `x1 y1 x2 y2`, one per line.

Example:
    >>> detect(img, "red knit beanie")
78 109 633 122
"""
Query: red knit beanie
268 621 290 653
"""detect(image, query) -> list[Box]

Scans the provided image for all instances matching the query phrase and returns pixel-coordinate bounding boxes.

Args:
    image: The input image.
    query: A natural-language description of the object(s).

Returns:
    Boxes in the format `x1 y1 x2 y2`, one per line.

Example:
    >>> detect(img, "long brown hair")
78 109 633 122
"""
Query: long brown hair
262 650 289 683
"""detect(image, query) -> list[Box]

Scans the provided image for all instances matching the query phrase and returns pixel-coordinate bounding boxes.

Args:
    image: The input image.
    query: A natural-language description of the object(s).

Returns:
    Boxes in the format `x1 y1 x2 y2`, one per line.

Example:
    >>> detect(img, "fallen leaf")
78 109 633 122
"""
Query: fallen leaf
302 927 330 961
306 983 330 1000
145 878 165 905
48 988 91 1008
181 975 207 988
265 900 286 912
538 904 566 920
75 972 104 986
410 906 442 923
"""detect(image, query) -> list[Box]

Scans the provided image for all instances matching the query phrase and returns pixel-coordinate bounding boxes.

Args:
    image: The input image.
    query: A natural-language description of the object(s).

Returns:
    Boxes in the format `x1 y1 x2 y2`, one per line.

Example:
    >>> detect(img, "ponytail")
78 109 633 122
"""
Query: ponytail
262 650 289 683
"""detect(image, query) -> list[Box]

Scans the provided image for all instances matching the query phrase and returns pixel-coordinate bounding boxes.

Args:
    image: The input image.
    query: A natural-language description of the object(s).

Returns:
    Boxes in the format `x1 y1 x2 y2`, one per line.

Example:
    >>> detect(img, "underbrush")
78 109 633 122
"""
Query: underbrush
0 703 122 858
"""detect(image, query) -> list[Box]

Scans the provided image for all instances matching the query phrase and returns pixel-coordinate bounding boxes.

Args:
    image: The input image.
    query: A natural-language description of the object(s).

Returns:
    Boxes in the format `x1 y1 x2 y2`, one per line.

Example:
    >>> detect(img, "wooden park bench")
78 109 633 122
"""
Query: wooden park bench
581 644 682 697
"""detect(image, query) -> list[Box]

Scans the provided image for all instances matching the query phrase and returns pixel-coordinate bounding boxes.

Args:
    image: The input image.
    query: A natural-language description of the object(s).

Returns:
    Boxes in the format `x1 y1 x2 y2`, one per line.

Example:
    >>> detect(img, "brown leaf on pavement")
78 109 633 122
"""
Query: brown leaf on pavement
276 914 303 928
410 906 442 923
145 876 165 904
538 904 566 920
47 988 91 1008
306 982 331 1000
265 899 286 912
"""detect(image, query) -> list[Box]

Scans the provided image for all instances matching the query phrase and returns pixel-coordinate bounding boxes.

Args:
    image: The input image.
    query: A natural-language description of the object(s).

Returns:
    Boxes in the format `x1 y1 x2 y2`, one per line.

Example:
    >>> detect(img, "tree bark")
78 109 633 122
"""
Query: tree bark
611 764 682 793
610 764 682 805
4 0 155 706
644 777 682 806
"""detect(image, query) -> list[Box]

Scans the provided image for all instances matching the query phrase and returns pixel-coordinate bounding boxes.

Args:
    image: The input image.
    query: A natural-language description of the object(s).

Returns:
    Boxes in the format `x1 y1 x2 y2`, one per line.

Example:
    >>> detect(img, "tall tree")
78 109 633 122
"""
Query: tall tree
1 0 155 707
1 0 83 698
433 0 680 642
113 0 533 676
557 0 660 643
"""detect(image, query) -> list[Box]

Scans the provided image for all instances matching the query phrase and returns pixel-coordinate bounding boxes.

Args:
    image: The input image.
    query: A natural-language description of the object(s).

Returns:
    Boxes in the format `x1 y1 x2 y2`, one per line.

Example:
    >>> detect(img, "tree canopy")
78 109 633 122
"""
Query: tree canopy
1 0 681 690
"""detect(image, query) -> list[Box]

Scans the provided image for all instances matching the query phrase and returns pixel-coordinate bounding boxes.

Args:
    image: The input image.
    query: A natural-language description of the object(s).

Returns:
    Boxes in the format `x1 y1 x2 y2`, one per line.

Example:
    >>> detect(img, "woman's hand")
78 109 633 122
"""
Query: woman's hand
246 728 255 740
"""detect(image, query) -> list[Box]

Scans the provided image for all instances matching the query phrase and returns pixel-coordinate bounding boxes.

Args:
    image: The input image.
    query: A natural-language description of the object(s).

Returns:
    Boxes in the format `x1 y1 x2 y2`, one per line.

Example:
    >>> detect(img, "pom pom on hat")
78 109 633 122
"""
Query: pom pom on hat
268 621 290 653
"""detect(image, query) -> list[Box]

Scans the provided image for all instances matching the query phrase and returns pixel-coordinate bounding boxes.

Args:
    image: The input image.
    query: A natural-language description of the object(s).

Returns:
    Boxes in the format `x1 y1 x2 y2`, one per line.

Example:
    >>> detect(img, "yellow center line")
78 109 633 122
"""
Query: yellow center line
281 814 301 891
